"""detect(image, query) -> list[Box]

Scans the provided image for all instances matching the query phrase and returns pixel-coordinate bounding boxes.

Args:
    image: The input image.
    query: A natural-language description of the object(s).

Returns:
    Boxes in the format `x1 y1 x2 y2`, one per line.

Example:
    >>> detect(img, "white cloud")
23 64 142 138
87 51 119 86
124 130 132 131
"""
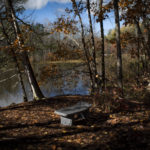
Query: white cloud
50 0 71 3
24 0 71 10
57 8 65 13
24 0 100 10
24 0 48 9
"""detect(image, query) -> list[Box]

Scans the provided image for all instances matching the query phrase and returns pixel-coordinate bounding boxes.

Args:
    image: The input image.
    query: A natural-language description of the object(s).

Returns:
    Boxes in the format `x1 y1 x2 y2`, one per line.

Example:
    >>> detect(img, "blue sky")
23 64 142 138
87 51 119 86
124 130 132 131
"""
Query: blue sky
22 0 116 35
23 1 71 24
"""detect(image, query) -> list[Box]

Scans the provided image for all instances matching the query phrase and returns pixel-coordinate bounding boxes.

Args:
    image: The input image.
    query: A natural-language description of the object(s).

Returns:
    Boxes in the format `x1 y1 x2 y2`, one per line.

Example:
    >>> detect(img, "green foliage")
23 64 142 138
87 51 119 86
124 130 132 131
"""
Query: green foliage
106 29 116 42
106 25 136 42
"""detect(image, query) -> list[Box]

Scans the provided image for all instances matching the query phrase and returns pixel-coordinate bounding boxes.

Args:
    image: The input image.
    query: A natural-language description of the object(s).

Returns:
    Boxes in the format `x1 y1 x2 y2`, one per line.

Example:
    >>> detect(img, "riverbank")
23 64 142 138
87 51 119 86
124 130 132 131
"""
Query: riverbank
0 95 150 150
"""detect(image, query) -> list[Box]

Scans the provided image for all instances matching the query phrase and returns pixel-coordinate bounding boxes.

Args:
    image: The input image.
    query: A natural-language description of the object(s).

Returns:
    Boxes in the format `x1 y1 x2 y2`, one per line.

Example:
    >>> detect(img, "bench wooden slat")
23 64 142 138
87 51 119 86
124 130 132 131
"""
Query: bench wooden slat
54 102 91 117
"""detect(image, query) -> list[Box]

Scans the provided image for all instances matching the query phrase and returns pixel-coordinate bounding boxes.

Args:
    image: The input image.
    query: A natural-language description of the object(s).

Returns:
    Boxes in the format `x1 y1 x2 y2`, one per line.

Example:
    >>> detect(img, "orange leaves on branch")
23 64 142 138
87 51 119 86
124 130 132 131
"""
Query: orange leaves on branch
11 36 34 53
120 0 150 26
119 0 133 8
50 16 78 35
120 31 131 48
94 2 112 22
14 38 19 46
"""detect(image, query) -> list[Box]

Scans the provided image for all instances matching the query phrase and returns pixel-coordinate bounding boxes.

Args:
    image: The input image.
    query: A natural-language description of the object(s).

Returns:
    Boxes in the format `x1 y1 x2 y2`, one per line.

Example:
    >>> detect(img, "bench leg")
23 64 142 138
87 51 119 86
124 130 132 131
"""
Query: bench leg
61 116 73 126
80 113 85 119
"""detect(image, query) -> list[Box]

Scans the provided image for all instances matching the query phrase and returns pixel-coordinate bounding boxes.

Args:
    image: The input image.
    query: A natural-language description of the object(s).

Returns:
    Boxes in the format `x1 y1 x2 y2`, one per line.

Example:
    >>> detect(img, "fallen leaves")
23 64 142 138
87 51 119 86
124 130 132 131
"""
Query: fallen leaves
76 125 84 129
0 96 150 150
0 124 4 128
50 144 56 150
62 130 67 133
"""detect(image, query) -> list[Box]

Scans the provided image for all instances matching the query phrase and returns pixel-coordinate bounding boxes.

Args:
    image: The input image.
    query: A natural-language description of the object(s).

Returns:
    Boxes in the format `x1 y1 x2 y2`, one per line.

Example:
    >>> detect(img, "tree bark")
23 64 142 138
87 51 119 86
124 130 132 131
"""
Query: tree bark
5 0 45 100
142 2 150 60
143 17 150 61
99 0 105 91
134 19 150 61
71 0 96 93
134 19 140 83
0 19 28 102
113 0 123 96
87 0 97 79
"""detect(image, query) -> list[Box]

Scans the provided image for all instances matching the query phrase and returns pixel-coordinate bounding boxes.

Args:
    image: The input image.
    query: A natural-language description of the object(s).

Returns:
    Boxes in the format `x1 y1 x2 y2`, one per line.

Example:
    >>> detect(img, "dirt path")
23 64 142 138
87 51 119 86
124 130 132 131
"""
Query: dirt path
0 96 150 150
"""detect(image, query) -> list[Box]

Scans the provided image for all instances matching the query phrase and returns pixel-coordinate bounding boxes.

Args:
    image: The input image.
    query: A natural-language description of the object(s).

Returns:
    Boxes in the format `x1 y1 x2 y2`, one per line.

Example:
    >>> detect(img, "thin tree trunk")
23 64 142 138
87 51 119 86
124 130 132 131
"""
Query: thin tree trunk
142 5 150 61
0 19 28 102
134 19 150 60
12 50 29 102
143 16 150 72
79 14 95 93
99 0 105 91
134 19 140 84
87 0 97 80
5 0 45 100
137 32 140 80
113 0 123 96
71 0 96 93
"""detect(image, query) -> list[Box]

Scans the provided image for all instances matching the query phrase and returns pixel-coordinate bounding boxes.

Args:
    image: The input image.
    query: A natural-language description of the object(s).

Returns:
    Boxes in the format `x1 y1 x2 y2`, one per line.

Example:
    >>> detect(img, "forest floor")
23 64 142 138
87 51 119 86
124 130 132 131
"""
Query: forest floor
0 95 150 150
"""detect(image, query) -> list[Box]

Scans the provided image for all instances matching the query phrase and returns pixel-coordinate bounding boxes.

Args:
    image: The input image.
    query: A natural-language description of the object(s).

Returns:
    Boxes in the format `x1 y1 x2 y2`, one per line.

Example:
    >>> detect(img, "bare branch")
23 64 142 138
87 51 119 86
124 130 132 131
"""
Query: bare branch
0 74 17 83
64 34 80 48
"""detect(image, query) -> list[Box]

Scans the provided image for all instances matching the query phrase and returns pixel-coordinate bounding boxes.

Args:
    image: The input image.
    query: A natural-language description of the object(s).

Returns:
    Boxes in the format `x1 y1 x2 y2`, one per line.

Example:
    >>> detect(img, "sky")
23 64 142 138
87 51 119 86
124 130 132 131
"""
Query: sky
22 0 116 35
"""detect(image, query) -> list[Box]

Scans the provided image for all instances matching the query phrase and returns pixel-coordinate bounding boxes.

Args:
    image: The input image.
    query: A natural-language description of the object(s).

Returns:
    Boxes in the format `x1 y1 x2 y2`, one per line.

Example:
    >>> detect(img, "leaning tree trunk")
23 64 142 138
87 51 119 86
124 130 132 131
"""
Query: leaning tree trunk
87 0 97 89
12 50 29 101
99 0 105 91
0 19 28 102
71 0 96 93
79 14 95 93
113 0 123 96
5 0 45 100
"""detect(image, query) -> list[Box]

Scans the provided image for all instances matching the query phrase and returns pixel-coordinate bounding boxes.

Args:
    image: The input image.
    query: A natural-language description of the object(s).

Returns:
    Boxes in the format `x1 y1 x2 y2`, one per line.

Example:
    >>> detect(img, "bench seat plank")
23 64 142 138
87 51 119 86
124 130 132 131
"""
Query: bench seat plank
54 102 91 117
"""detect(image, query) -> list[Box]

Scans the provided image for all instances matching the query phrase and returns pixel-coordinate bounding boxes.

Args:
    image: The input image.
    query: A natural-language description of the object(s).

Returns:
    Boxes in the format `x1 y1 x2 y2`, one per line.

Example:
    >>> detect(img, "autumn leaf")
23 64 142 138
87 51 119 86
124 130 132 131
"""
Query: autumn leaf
62 130 67 133
50 145 56 150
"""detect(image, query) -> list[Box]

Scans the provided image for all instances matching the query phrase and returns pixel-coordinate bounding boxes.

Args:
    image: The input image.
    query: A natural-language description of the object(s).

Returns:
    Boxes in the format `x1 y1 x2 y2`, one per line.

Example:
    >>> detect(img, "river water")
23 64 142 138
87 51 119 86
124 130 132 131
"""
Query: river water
0 62 90 107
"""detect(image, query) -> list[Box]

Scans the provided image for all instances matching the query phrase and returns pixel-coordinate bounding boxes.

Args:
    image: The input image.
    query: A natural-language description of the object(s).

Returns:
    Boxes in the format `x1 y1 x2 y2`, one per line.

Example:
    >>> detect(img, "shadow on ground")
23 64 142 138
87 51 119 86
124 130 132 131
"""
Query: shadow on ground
0 96 150 150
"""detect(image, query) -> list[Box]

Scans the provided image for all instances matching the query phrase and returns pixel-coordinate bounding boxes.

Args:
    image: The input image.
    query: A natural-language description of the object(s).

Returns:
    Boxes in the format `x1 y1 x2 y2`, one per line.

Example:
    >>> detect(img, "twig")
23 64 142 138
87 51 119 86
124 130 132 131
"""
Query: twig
0 74 17 83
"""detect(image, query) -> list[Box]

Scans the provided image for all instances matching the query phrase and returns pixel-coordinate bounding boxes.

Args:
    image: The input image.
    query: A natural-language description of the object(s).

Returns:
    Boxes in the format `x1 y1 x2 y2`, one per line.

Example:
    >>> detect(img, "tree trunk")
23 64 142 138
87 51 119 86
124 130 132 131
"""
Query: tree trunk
134 19 140 84
0 19 28 102
71 0 96 93
5 0 45 100
12 50 29 102
79 14 95 93
87 0 97 81
99 0 105 91
142 5 150 61
113 0 123 96
134 19 150 60
134 19 150 73
137 29 140 82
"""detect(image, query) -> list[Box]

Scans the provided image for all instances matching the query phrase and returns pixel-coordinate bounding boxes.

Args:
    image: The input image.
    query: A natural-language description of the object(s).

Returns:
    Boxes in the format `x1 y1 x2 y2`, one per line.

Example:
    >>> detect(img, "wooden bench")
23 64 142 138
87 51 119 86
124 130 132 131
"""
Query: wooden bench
54 101 92 126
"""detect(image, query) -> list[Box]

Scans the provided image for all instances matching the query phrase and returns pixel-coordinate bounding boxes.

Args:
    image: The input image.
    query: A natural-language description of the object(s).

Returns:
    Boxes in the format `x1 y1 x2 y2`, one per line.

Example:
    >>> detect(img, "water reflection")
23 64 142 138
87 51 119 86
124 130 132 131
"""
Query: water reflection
0 63 90 107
